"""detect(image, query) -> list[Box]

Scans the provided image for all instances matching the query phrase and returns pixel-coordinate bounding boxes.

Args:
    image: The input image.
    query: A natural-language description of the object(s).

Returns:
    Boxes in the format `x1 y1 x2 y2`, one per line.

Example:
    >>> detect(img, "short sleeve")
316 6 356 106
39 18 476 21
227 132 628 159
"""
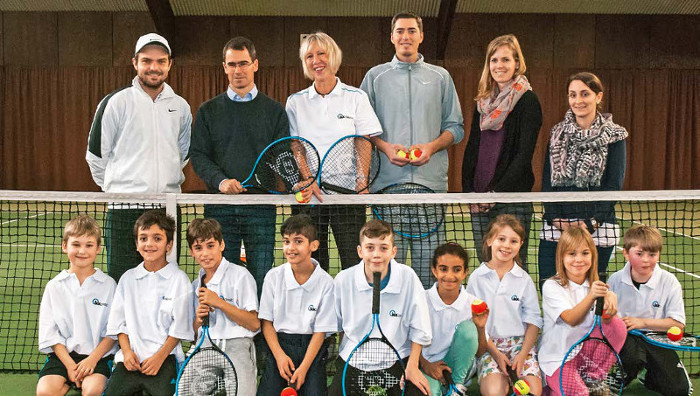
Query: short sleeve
542 280 573 325
406 272 432 346
665 277 686 325
106 279 128 338
168 273 195 342
236 270 259 312
38 282 65 353
353 91 382 137
257 272 275 322
520 278 543 328
312 277 338 334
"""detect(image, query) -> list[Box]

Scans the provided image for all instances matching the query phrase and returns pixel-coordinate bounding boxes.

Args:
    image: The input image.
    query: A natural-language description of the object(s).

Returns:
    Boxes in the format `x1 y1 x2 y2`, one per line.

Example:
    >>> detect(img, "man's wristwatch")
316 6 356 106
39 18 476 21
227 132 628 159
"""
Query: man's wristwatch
584 218 599 234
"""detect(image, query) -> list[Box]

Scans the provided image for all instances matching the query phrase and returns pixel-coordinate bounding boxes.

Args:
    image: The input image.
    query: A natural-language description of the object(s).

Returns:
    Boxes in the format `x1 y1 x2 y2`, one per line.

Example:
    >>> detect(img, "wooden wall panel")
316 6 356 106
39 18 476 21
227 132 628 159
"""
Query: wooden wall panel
112 12 157 66
649 15 700 69
502 14 554 70
3 12 58 66
445 14 502 68
230 17 285 67
58 12 113 66
283 17 328 67
0 13 3 66
595 15 651 69
176 16 230 65
553 15 595 69
326 17 384 67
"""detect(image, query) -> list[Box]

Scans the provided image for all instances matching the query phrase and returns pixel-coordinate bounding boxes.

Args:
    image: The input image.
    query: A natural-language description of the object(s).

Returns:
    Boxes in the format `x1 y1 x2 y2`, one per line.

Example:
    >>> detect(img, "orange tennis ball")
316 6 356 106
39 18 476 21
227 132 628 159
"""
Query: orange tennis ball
514 379 530 395
602 312 612 320
668 326 683 341
295 191 305 203
281 387 298 396
397 149 409 159
409 148 422 160
471 299 487 314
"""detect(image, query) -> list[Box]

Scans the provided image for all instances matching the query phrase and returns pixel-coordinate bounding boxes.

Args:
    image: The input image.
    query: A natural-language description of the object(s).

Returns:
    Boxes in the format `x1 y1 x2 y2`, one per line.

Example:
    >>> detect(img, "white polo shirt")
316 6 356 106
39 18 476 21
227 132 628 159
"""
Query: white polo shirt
466 263 542 338
334 260 432 362
258 259 337 335
422 283 481 362
192 258 260 341
38 269 118 356
106 262 194 363
538 278 597 376
286 78 382 159
608 262 685 326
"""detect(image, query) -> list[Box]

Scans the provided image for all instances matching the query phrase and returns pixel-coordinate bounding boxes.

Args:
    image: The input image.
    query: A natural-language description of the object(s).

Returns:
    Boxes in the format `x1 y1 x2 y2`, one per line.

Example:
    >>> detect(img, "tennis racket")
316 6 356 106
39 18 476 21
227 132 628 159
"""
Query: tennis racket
318 135 380 194
342 272 405 396
240 136 319 194
628 329 700 352
176 274 238 396
371 183 445 239
558 296 624 396
442 369 463 395
507 366 530 396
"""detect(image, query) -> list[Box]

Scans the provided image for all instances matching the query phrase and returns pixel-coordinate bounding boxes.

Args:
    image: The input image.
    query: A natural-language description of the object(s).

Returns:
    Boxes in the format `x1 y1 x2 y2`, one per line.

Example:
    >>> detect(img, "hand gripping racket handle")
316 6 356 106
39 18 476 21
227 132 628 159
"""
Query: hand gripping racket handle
443 369 455 386
372 271 381 314
595 296 605 316
201 273 210 328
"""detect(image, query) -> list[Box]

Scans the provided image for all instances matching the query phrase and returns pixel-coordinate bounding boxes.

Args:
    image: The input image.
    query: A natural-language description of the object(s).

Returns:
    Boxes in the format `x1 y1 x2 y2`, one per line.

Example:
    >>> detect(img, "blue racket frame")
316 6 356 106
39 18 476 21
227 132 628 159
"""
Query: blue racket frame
628 329 700 352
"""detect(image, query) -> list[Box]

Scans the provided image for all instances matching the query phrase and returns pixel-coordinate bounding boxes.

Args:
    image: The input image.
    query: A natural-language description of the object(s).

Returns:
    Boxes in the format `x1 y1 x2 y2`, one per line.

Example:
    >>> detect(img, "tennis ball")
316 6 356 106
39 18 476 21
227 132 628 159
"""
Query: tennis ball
397 149 409 159
602 312 612 320
281 387 298 396
471 299 487 314
295 191 305 203
409 148 422 160
668 326 683 341
514 379 530 395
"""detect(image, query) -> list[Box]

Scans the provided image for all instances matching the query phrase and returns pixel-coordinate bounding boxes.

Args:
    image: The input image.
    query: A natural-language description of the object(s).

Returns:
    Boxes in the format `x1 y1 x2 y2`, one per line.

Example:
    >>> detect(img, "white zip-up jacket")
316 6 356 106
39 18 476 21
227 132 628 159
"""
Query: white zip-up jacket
361 54 464 192
86 76 192 193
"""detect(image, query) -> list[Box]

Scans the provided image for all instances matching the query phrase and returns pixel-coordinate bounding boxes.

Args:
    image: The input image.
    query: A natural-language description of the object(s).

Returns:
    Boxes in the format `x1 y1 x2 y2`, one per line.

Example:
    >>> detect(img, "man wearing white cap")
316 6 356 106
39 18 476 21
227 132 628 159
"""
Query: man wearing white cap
86 33 192 282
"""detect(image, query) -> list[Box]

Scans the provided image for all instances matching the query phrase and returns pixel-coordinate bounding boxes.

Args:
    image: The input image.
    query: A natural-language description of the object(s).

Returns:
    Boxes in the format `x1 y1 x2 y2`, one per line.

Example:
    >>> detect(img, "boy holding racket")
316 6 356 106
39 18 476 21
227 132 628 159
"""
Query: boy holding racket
103 211 194 396
37 215 117 396
608 225 690 395
187 218 261 396
328 219 432 395
257 214 336 395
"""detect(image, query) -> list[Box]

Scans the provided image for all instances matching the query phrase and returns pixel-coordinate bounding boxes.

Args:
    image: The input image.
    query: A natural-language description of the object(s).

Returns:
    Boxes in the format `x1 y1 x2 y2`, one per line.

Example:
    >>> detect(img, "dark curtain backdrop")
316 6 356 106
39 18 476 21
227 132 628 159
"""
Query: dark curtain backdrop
1 66 698 192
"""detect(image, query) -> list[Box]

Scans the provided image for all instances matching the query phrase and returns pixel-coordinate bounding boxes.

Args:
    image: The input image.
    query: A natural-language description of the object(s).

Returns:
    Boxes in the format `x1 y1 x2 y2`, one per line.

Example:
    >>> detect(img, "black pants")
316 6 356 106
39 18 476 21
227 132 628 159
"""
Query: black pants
619 333 691 396
328 356 425 396
293 205 366 272
103 355 177 396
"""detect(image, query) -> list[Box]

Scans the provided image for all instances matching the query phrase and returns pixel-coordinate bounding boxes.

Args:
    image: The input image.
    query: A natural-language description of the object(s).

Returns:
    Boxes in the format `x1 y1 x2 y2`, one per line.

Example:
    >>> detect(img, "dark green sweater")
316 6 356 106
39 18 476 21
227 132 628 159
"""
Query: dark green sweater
190 92 289 193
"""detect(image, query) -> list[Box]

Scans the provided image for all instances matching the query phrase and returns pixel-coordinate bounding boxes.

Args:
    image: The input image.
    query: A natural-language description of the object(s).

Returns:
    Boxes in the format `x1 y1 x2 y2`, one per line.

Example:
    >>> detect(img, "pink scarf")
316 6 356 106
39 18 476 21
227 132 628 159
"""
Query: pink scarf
477 75 532 131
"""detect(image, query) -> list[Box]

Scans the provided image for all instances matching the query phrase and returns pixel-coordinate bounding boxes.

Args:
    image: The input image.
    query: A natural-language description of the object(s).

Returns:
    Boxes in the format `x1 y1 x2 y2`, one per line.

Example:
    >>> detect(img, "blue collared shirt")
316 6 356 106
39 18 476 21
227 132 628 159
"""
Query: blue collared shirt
227 85 258 102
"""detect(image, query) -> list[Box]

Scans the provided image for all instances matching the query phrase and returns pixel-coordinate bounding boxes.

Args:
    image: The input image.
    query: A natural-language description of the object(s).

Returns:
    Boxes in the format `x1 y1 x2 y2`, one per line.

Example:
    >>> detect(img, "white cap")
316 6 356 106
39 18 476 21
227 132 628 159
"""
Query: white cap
134 33 171 56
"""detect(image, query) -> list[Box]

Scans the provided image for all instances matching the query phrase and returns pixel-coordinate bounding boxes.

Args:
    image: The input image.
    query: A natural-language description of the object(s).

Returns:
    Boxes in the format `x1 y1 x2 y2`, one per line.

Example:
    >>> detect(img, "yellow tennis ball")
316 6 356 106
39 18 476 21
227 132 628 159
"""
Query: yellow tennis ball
409 148 422 160
668 326 683 341
397 150 408 159
295 191 305 203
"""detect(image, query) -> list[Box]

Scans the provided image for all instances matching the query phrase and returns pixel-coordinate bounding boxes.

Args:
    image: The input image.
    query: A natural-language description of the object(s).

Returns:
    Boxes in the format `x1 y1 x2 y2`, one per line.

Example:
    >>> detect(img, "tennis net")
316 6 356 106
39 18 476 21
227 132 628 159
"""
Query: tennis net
1 190 698 375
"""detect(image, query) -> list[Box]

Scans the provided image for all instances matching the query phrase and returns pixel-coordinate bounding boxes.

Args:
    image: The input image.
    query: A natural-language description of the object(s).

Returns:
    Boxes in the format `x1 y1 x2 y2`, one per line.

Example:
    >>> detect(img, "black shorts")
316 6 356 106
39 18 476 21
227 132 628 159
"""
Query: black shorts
38 352 112 382
103 354 177 396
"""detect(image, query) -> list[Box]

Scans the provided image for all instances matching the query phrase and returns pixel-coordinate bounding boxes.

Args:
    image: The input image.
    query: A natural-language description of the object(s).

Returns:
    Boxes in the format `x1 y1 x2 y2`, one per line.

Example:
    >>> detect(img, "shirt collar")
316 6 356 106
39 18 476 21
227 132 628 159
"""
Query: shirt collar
134 261 178 280
131 76 174 100
283 259 322 291
620 262 661 289
227 85 258 101
55 268 108 283
390 53 425 68
474 262 525 278
428 283 467 312
307 77 342 100
197 257 230 286
353 259 401 293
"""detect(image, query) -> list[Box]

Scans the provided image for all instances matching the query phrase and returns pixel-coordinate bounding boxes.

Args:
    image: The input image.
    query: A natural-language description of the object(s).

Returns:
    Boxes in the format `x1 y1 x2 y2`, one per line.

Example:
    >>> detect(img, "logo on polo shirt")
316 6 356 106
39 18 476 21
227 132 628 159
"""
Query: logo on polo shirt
308 305 317 312
652 300 660 308
92 298 108 307
389 310 402 318
510 295 520 302
219 295 233 303
161 296 172 301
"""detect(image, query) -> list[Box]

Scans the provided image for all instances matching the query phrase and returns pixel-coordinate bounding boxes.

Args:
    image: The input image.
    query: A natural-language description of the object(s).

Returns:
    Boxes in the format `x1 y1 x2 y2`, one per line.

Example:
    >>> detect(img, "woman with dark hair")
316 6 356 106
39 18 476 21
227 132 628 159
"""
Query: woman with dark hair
462 34 543 272
537 72 628 290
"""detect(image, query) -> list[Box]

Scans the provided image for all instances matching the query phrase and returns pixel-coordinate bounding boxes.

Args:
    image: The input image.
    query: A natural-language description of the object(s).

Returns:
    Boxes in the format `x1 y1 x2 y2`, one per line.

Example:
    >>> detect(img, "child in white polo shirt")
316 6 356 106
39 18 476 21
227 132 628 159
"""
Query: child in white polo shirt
538 226 626 396
257 214 336 396
188 218 261 396
37 215 117 396
609 225 690 396
421 242 488 396
466 214 543 396
103 210 194 396
328 219 432 396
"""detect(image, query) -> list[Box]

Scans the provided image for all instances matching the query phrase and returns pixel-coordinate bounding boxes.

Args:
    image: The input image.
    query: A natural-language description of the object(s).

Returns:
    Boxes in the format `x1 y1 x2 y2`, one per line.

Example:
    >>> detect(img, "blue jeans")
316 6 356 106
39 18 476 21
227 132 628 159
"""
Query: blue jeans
204 204 275 296
537 239 614 290
257 333 328 396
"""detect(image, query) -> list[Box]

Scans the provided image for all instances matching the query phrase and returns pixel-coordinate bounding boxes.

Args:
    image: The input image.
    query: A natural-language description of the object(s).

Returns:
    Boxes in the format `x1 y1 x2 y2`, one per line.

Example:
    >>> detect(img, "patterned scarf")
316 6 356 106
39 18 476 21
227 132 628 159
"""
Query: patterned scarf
549 110 628 188
477 75 532 131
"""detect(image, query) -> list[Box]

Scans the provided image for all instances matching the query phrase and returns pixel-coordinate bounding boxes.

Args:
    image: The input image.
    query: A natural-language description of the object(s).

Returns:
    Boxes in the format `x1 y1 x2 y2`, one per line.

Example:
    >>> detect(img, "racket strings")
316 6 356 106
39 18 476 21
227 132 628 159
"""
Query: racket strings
373 183 446 238
321 137 379 194
644 332 698 347
345 338 403 395
561 338 624 396
256 139 319 193
177 348 238 396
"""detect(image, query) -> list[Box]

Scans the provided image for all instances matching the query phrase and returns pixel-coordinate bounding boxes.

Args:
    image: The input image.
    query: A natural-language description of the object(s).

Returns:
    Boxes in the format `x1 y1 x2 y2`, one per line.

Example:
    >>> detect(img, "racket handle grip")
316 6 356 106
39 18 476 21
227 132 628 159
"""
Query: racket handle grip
595 296 605 316
201 273 210 327
507 366 518 383
372 271 381 314
442 369 454 386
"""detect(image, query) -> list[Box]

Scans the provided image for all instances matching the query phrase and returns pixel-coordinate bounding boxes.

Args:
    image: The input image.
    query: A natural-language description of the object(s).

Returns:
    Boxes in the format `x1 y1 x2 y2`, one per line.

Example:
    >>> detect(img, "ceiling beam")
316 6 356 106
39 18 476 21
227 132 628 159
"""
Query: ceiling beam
145 0 179 53
436 0 458 60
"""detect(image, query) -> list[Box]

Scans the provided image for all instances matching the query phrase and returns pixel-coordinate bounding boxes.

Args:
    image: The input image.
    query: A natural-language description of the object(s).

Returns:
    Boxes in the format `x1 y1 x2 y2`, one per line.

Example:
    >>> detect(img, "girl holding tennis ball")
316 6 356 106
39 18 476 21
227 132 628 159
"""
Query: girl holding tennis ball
420 242 488 395
466 214 543 396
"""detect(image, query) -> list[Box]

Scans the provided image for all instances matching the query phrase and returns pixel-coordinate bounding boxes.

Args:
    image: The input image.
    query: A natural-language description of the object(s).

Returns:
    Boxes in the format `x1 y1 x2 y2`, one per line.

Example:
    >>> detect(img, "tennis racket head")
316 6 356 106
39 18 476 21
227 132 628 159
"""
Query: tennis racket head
629 329 700 351
371 182 445 239
243 136 319 194
559 297 624 396
343 272 405 395
319 135 380 194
